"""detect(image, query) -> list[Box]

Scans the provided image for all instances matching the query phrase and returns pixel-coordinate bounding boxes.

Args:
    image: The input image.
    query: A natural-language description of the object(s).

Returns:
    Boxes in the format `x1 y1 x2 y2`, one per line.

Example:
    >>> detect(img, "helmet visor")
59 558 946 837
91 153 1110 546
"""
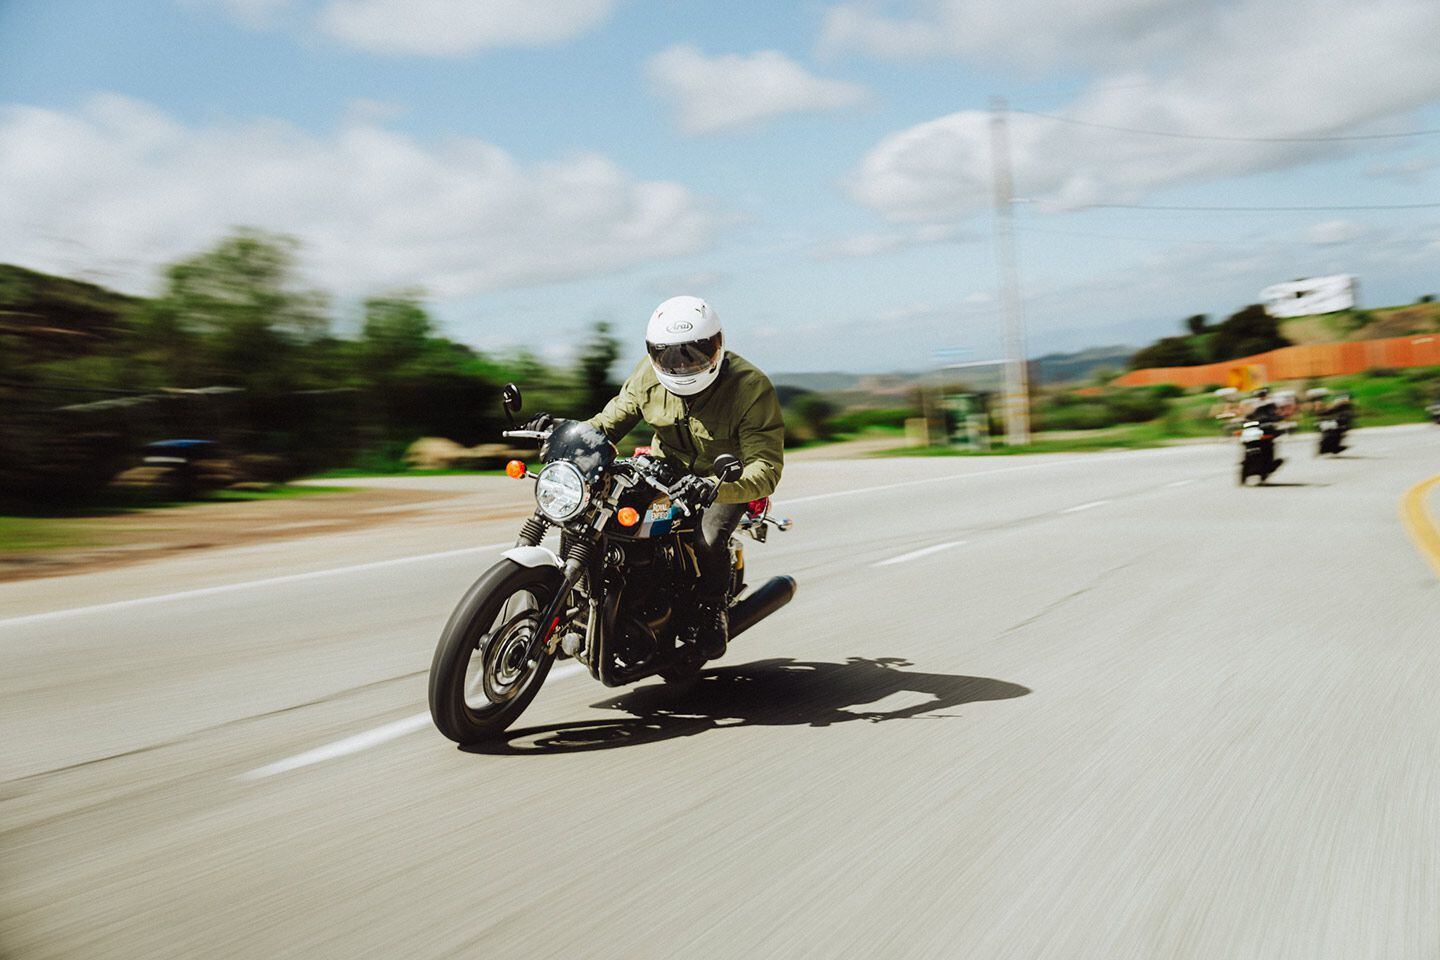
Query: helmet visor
647 333 722 378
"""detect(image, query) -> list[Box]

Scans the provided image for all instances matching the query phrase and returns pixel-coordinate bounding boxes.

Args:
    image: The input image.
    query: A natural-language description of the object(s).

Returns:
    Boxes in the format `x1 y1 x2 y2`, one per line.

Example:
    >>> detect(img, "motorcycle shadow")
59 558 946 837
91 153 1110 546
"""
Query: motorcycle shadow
462 657 1030 755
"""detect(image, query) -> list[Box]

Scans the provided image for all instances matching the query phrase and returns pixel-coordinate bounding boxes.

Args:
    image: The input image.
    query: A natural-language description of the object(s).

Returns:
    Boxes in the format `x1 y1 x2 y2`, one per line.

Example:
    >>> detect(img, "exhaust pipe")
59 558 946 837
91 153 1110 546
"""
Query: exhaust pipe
729 575 796 639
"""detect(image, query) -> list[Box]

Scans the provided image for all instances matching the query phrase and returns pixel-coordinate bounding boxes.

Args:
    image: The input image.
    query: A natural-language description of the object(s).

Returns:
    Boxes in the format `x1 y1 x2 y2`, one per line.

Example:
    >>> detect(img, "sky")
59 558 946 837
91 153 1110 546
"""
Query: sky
1 0 1438 372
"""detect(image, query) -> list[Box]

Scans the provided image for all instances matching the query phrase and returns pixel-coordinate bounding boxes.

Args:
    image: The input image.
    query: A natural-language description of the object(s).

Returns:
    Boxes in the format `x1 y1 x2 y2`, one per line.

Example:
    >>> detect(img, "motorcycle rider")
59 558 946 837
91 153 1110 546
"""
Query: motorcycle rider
1321 392 1354 452
1246 387 1284 472
1248 386 1281 424
521 296 785 660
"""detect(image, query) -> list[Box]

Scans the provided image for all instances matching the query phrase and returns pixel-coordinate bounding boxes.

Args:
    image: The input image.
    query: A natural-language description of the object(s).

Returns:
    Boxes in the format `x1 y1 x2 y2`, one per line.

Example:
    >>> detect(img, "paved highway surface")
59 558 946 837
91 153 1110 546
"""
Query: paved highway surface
4 425 1440 959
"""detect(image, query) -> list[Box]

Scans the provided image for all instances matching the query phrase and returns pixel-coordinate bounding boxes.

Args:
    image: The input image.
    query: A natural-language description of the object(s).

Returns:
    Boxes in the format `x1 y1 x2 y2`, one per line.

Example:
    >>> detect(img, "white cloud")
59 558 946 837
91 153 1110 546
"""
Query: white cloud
842 0 1440 221
647 45 870 136
0 94 723 298
318 0 619 56
819 0 1215 67
1307 219 1369 246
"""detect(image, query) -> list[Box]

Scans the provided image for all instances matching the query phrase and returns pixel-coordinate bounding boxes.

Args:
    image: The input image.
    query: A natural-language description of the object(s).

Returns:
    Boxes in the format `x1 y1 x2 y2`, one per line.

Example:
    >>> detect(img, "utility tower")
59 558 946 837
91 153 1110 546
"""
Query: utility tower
989 96 1031 445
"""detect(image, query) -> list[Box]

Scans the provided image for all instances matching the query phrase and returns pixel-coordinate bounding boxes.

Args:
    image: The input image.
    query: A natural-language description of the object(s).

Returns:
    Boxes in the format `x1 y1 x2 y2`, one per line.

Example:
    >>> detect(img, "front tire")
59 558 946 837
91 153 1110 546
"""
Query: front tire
429 560 562 744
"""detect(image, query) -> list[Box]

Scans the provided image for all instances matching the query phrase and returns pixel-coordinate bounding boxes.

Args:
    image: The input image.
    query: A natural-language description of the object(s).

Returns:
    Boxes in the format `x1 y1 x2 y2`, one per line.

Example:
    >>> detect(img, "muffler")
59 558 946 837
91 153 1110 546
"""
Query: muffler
729 575 797 639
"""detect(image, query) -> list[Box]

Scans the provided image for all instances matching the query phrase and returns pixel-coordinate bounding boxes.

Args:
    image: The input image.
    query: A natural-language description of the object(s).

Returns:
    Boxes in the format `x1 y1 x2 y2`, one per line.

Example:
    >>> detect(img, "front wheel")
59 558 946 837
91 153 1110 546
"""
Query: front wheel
429 560 562 744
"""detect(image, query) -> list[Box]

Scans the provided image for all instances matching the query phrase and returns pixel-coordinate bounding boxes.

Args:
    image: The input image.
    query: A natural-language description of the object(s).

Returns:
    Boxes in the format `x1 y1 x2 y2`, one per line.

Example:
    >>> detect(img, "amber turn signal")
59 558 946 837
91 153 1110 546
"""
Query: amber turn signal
505 460 527 479
617 506 640 527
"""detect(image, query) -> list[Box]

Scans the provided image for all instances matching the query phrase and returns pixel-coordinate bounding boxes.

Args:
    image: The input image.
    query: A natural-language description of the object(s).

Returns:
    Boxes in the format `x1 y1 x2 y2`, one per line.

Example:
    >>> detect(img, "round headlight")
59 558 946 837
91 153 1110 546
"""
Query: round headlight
535 461 588 522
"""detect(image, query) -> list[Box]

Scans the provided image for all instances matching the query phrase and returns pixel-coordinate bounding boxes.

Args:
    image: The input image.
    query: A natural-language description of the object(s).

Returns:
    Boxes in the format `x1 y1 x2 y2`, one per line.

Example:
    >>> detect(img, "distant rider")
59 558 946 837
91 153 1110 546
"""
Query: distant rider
1247 386 1281 425
523 296 784 661
1246 387 1284 471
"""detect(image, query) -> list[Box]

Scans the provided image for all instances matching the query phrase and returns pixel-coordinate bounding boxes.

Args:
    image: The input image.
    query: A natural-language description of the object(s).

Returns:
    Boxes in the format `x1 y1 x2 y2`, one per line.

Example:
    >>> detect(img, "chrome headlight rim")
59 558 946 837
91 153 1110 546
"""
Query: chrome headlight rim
535 460 589 522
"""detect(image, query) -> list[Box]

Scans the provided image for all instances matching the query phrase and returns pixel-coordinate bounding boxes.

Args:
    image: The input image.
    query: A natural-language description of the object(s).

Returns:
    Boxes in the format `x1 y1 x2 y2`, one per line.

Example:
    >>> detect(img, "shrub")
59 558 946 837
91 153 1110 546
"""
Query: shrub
828 407 917 433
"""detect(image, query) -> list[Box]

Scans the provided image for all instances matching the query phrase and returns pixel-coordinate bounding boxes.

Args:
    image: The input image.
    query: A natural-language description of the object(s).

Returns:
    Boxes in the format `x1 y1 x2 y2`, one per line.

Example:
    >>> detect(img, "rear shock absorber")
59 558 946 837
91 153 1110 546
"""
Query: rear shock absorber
516 515 550 547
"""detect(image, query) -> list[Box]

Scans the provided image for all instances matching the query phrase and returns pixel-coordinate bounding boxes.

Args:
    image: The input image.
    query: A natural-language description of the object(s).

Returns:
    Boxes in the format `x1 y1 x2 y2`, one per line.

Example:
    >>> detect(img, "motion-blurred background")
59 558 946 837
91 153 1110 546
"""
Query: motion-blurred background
3 0 1440 520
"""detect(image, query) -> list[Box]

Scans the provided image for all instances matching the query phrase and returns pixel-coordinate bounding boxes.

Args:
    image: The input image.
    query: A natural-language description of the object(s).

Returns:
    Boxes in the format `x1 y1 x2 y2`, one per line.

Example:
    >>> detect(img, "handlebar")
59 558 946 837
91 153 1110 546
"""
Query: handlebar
502 429 551 440
624 456 721 516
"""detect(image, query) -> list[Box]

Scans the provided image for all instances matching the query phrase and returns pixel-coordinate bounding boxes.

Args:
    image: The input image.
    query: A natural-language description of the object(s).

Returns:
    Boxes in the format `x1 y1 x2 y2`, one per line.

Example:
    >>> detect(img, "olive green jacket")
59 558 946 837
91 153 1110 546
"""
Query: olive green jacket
588 352 784 504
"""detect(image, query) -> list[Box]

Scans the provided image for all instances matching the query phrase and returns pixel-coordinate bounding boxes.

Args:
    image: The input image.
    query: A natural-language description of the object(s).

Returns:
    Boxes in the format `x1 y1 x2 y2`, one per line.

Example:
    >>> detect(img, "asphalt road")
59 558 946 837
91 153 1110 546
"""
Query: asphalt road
5 426 1440 959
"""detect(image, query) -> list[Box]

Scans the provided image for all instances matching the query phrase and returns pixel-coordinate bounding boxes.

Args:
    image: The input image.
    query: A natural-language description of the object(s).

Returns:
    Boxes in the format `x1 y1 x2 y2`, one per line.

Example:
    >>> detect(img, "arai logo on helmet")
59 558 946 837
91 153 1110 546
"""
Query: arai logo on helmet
666 319 694 334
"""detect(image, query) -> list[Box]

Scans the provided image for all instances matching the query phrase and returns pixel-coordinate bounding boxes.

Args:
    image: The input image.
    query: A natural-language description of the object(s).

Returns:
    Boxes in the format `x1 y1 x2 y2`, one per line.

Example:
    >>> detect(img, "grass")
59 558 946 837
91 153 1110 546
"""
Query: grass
310 466 506 479
1279 301 1440 344
0 483 352 558
877 420 1184 457
880 368 1440 458
0 516 94 553
1 482 346 522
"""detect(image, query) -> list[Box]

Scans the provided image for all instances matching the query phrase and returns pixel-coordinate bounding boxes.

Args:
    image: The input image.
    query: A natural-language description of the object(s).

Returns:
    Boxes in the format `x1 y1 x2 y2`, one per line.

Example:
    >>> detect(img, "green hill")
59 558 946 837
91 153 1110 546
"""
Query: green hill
1279 301 1440 345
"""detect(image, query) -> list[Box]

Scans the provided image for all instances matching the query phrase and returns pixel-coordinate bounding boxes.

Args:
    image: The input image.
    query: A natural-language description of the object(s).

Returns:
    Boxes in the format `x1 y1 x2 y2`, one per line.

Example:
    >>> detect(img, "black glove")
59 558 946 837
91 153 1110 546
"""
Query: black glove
672 474 717 513
648 457 684 488
518 412 554 432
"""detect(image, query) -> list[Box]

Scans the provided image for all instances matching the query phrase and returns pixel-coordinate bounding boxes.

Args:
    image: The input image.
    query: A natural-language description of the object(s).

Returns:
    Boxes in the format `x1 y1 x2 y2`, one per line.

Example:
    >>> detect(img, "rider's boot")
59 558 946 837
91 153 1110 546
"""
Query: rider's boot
693 599 729 660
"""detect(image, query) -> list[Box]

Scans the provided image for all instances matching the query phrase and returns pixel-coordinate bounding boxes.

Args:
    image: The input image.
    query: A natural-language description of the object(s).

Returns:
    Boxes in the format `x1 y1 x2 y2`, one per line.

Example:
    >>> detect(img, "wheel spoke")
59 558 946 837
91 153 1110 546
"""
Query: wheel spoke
463 587 545 710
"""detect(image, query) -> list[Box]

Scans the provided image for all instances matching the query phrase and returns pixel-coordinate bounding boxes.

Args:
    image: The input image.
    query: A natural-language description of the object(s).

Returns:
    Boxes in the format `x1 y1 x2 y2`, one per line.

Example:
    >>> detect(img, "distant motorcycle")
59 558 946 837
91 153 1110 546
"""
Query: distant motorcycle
1238 419 1284 485
428 383 796 744
1428 402 1440 425
1316 417 1347 456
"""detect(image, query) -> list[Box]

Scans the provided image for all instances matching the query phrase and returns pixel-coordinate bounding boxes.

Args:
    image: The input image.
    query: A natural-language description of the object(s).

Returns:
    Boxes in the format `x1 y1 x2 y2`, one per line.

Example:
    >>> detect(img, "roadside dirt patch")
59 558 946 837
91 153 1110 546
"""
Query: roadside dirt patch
0 486 531 584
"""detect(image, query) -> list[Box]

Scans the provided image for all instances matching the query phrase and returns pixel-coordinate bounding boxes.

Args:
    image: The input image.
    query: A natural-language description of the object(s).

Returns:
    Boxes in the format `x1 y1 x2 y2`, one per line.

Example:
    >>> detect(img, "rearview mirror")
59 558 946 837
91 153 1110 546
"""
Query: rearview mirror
502 383 523 414
713 454 743 484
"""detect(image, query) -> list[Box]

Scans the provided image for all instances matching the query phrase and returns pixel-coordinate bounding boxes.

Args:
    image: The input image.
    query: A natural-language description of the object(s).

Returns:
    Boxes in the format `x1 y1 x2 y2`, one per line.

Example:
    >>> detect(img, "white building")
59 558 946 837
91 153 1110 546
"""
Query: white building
1260 275 1358 318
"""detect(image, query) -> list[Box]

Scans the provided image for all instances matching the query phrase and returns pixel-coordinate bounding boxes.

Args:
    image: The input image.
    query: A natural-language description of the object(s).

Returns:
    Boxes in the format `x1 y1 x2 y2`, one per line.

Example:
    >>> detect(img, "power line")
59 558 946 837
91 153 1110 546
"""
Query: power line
1018 223 1435 248
1014 108 1440 143
1085 201 1440 212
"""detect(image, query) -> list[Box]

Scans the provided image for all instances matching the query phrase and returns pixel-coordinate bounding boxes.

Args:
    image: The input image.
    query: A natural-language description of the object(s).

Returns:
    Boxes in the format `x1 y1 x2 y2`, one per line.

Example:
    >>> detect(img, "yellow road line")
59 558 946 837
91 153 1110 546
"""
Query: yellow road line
1400 474 1440 580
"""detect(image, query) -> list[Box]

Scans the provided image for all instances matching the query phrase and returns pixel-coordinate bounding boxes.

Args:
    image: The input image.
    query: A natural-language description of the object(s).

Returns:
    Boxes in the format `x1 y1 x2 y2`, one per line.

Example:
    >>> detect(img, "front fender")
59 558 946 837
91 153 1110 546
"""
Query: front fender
502 545 562 569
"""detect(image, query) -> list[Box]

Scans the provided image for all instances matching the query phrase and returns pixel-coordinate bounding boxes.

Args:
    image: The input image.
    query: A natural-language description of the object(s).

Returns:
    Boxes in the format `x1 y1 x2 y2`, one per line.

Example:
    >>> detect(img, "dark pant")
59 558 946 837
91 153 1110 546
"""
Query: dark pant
692 502 748 602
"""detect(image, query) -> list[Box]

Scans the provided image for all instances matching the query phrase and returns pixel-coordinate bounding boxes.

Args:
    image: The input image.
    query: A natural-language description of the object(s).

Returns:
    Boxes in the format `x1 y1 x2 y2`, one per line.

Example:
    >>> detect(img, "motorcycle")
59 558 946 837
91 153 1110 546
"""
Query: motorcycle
1238 419 1283 485
1316 417 1347 456
1428 402 1440 425
428 383 796 744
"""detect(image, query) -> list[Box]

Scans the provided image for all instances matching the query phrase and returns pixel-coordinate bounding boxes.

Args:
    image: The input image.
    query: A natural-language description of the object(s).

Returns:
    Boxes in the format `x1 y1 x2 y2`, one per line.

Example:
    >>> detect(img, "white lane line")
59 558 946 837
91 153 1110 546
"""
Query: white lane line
0 543 512 628
238 713 433 781
872 540 968 567
237 661 589 781
1061 499 1110 514
1165 479 1197 488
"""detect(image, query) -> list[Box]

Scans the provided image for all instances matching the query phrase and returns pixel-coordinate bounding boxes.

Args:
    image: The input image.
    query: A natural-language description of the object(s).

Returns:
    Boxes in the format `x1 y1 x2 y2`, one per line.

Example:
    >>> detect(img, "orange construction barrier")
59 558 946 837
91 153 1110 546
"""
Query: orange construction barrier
1115 334 1440 388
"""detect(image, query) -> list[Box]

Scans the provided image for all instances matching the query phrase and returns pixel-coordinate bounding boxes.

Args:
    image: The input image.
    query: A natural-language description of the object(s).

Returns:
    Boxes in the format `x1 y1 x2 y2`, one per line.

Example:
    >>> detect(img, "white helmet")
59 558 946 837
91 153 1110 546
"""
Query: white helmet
645 296 724 396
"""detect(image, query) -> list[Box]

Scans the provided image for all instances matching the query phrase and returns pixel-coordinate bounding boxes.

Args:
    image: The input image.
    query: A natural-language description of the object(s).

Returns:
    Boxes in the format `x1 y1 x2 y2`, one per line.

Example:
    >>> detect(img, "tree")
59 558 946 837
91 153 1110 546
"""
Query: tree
1184 313 1210 336
1207 304 1289 363
1130 336 1199 369
359 293 433 380
158 229 328 393
576 320 620 414
793 393 838 440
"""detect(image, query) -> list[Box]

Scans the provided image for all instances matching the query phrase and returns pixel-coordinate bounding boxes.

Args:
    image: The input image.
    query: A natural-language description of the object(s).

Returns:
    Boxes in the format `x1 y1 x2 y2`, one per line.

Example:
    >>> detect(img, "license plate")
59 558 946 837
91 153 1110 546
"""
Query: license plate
1321 420 1338 430
1241 427 1263 441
